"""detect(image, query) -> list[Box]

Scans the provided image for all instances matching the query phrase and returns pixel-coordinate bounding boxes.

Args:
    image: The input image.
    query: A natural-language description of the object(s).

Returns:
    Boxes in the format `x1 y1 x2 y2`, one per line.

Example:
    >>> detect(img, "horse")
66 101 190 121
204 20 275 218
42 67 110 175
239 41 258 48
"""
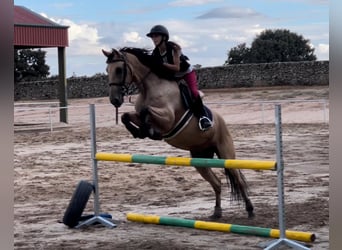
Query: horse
102 47 254 219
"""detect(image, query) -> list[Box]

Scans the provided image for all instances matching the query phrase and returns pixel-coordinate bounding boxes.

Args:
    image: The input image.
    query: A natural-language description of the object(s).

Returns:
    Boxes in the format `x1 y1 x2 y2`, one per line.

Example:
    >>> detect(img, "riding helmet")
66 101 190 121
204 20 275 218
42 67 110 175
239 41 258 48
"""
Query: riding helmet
146 25 169 41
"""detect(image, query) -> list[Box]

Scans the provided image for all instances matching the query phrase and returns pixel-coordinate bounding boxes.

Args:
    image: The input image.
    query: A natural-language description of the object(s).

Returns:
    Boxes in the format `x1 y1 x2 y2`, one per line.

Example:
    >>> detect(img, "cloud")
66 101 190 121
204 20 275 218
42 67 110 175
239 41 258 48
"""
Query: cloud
40 13 104 56
122 32 142 43
172 35 192 48
169 0 222 7
37 2 328 76
311 0 329 4
317 43 329 53
196 7 264 19
282 0 328 4
314 43 329 60
49 2 73 9
99 36 118 46
95 22 152 49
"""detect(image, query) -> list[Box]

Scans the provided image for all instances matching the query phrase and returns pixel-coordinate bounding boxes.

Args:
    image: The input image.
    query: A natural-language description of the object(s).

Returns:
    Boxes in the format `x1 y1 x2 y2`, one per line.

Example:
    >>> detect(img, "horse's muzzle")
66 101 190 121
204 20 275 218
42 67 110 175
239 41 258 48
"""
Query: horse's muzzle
110 97 123 108
109 85 124 108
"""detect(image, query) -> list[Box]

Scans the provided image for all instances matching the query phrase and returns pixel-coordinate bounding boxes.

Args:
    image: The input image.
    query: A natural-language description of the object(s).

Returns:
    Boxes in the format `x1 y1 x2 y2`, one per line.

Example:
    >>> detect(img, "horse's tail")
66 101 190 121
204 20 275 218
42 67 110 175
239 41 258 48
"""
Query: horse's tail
214 114 250 202
224 168 250 202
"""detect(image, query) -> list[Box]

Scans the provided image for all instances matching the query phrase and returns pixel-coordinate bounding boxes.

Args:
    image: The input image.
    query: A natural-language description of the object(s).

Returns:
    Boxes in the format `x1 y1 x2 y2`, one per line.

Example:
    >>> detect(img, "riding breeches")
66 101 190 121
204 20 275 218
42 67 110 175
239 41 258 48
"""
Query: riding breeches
183 70 199 99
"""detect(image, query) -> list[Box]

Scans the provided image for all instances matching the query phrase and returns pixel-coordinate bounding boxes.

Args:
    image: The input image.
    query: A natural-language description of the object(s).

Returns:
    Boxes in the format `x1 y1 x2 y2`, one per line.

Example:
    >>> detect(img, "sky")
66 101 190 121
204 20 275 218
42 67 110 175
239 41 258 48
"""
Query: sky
14 0 329 77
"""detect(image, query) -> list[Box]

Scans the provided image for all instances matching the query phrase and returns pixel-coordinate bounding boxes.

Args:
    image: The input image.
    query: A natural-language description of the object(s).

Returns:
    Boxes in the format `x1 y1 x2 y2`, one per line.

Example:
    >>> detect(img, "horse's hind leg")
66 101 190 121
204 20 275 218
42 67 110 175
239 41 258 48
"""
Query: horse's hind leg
191 150 223 219
195 168 223 219
216 141 255 219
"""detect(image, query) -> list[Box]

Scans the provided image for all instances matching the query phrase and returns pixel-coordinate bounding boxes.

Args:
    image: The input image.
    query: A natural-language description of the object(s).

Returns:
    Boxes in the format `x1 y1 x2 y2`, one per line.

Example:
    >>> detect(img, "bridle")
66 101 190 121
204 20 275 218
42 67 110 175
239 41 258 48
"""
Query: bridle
106 52 133 87
106 50 152 90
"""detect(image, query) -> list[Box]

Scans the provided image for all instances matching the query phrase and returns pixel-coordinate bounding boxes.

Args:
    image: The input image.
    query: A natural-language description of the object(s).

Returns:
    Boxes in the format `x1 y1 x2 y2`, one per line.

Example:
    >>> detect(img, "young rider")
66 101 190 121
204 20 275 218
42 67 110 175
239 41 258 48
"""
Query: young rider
146 24 213 131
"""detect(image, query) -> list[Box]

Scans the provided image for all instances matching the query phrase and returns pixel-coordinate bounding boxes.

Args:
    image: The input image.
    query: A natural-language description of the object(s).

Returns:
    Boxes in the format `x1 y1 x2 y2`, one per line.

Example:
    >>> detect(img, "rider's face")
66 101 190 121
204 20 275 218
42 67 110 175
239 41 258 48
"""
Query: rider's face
150 34 163 46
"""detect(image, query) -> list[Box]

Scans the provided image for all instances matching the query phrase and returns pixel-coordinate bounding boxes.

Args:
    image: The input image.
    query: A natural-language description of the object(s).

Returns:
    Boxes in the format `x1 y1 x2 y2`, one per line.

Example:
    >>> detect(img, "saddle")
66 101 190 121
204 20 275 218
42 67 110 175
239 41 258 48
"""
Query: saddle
178 81 193 110
178 81 212 120
163 82 213 140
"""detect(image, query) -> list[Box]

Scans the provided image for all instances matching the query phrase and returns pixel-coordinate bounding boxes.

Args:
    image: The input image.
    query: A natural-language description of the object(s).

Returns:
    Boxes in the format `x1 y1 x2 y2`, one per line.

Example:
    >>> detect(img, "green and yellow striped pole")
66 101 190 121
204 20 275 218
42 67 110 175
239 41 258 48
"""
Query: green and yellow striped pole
126 213 315 243
96 153 276 171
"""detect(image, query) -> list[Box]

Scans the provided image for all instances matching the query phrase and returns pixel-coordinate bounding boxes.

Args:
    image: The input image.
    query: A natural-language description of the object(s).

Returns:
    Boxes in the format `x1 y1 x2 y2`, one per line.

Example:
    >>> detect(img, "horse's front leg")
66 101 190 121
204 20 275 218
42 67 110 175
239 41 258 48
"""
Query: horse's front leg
121 110 162 140
121 112 145 139
138 108 163 140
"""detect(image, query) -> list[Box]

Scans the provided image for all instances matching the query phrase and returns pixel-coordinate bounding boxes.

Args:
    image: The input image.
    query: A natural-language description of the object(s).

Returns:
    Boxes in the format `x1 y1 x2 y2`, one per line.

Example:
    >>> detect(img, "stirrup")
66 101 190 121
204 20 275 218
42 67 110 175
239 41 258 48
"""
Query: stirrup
199 116 213 131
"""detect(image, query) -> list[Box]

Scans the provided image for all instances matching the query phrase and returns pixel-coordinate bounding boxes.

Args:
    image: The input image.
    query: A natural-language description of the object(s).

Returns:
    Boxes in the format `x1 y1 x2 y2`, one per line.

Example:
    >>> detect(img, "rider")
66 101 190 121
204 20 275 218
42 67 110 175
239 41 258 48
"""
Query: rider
146 24 213 131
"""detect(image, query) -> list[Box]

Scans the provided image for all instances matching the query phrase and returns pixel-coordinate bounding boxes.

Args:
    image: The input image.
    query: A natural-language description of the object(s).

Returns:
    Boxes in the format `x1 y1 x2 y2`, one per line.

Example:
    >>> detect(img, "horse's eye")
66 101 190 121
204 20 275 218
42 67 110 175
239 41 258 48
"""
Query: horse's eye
115 67 123 75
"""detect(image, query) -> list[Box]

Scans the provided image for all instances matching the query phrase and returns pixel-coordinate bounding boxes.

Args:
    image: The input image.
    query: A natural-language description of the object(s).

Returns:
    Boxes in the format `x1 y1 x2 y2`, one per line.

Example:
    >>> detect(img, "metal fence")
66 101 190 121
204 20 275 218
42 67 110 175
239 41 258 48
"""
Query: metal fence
14 99 329 133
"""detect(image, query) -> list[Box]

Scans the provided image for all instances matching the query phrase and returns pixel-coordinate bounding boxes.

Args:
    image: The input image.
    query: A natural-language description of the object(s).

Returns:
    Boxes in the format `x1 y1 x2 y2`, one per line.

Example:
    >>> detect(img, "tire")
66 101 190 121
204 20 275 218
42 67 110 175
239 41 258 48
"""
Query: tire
62 180 94 228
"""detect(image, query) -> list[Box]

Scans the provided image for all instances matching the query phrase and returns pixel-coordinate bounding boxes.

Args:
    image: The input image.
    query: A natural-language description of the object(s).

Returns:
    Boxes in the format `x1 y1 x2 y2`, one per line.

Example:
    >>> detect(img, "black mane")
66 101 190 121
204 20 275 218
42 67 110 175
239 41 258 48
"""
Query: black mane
119 47 176 80
120 47 153 67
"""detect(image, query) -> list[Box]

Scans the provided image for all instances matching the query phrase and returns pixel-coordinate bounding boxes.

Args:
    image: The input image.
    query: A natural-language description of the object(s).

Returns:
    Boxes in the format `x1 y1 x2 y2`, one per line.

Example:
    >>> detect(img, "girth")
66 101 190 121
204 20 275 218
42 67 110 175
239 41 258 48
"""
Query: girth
162 105 213 141
162 109 194 140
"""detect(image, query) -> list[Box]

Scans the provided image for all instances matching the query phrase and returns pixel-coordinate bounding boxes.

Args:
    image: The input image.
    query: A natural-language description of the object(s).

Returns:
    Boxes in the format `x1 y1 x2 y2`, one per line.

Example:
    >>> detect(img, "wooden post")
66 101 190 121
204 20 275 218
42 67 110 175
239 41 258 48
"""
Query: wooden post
58 47 68 123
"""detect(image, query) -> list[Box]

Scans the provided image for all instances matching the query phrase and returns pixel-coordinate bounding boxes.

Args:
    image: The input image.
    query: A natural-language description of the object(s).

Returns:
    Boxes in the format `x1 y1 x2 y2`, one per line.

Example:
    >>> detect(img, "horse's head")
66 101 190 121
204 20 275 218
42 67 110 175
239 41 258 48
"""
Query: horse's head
102 49 133 108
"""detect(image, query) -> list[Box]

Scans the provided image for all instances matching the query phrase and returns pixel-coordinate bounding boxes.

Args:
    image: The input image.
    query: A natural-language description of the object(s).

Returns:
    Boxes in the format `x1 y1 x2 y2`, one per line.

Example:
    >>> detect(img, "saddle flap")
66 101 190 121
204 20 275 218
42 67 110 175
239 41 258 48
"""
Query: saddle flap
178 81 192 110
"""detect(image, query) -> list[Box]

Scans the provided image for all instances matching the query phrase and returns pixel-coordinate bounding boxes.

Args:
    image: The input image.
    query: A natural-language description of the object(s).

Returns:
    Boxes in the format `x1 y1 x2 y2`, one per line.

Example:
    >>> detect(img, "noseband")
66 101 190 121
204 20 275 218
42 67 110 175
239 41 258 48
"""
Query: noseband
107 53 133 87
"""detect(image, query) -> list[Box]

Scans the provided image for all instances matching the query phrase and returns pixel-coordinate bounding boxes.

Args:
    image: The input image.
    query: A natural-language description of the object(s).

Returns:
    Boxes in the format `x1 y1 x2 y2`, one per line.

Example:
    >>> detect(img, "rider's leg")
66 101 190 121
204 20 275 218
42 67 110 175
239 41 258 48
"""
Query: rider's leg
183 71 213 131
183 70 199 99
192 96 213 131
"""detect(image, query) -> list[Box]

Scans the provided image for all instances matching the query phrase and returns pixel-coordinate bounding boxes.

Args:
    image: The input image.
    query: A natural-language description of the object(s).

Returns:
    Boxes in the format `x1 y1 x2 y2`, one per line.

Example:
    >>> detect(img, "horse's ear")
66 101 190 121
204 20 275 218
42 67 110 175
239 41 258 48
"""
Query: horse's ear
102 49 112 58
112 48 122 57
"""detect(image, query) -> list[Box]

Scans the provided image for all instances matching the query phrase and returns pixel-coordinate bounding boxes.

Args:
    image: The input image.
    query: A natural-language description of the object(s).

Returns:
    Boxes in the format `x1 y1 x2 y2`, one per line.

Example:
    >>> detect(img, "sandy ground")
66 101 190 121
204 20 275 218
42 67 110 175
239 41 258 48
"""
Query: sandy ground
14 86 329 249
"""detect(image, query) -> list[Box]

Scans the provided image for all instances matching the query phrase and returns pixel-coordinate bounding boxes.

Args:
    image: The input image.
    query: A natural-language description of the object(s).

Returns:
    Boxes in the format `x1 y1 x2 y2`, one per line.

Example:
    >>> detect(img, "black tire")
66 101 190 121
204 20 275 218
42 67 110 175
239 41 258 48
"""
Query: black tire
62 180 94 228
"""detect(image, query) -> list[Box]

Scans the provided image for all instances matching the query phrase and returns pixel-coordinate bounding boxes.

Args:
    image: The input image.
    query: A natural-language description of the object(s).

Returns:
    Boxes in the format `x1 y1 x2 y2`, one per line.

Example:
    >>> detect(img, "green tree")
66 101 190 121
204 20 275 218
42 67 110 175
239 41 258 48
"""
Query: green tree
14 49 50 81
224 43 251 65
226 29 317 64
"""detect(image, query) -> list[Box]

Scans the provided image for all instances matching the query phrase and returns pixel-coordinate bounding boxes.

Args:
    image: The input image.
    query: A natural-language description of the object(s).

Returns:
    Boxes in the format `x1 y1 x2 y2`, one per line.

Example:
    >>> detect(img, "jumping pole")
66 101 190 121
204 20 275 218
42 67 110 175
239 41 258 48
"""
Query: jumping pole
95 152 276 171
263 104 310 250
75 104 116 229
126 212 315 243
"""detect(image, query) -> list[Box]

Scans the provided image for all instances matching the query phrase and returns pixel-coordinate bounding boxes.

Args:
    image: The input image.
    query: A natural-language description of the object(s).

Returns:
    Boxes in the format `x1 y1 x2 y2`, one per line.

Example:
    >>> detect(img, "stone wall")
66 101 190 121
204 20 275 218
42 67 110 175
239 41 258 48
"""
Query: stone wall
197 60 329 88
14 75 108 100
15 60 329 100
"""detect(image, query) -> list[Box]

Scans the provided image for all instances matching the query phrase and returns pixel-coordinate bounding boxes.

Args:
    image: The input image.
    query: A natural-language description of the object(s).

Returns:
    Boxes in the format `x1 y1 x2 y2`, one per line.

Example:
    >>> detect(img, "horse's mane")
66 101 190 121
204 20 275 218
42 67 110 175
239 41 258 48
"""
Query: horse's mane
120 47 153 67
119 47 176 80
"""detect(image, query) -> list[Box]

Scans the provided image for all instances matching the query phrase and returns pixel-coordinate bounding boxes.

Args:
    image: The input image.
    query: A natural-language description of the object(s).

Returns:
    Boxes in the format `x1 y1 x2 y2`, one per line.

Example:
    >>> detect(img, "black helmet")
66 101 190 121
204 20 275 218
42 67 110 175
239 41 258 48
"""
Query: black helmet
146 25 169 41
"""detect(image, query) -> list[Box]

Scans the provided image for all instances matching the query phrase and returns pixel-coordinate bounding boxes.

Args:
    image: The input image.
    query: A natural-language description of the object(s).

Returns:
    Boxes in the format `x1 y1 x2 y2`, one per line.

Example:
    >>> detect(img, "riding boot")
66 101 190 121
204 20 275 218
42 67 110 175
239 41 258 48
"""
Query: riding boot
192 96 213 131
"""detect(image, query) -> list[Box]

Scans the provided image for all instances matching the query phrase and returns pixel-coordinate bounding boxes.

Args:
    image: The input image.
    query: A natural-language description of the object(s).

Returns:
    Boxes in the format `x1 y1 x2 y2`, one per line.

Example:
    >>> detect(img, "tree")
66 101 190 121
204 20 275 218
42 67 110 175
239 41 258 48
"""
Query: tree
226 29 317 64
224 43 251 65
14 49 50 81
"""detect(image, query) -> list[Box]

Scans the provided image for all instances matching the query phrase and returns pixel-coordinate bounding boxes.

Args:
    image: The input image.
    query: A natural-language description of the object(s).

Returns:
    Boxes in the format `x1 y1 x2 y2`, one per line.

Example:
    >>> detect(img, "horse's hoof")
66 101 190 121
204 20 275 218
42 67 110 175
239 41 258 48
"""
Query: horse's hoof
121 113 129 122
248 211 255 219
210 206 222 219
148 128 163 140
138 132 147 139
140 107 149 120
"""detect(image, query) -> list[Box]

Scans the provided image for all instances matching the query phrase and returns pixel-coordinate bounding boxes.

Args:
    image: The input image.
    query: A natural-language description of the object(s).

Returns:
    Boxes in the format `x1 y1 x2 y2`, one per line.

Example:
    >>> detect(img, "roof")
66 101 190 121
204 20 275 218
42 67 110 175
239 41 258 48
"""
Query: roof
14 5 69 48
14 5 65 27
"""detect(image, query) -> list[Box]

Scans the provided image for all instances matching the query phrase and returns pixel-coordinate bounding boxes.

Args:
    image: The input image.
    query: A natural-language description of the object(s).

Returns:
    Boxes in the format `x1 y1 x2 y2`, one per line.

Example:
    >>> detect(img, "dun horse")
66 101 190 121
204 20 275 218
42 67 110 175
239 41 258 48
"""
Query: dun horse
102 48 254 219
